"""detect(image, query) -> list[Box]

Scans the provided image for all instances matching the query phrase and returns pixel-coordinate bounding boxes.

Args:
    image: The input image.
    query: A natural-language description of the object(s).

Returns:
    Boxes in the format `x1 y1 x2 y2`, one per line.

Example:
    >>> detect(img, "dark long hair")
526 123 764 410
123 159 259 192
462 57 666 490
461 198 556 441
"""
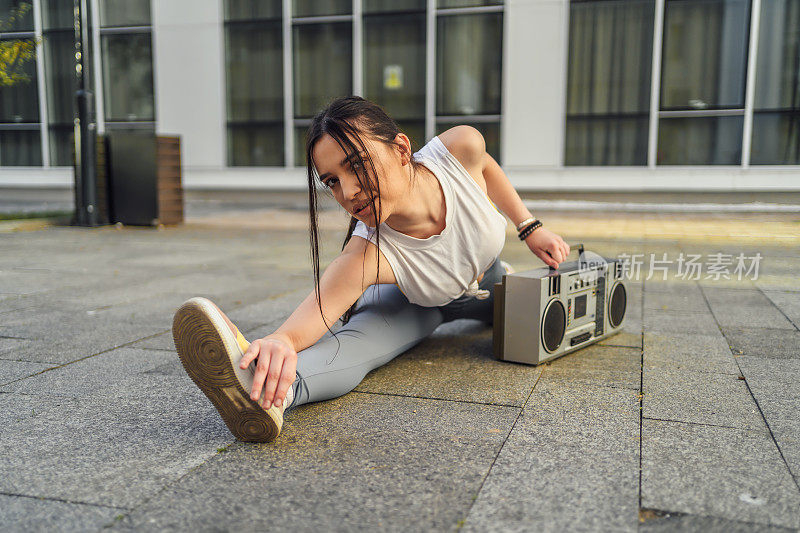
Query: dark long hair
305 96 422 351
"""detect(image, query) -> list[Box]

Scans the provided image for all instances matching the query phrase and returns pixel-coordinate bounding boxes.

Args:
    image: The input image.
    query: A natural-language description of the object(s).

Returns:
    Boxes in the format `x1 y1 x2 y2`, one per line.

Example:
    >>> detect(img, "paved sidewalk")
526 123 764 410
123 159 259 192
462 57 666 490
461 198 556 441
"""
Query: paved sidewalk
1 201 799 531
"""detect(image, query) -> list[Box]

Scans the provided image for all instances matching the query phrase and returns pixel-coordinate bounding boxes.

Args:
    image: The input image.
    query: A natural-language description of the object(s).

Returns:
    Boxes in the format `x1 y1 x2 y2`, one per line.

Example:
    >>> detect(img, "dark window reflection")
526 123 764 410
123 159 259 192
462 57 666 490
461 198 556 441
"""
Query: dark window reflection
292 0 351 17
226 0 281 21
565 0 654 165
229 124 284 166
436 13 502 116
438 0 503 7
0 39 39 123
752 0 800 164
43 0 75 165
0 128 41 166
661 0 750 110
364 13 426 121
364 0 425 13
0 0 34 32
293 22 352 118
657 116 743 165
101 33 155 122
99 0 151 27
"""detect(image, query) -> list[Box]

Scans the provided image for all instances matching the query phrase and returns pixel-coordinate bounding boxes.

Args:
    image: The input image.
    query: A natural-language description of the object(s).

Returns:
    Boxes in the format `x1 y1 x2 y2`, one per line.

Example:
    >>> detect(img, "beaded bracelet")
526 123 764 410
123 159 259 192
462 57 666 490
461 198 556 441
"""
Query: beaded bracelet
518 219 542 241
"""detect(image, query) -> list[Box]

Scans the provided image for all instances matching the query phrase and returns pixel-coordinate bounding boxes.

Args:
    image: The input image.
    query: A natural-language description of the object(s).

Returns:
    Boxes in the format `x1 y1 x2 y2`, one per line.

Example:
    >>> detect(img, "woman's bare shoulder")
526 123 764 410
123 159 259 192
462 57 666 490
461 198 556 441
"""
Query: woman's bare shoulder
435 125 489 194
436 125 486 173
343 234 398 286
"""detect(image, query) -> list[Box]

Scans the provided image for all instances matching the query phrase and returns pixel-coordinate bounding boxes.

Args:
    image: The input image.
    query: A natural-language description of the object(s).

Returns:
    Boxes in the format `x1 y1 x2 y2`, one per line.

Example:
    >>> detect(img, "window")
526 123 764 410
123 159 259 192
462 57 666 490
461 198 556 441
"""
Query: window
436 11 503 161
293 21 353 164
0 1 40 165
751 0 800 164
99 1 155 133
42 0 75 166
224 0 284 166
657 0 750 165
364 10 426 151
565 0 654 166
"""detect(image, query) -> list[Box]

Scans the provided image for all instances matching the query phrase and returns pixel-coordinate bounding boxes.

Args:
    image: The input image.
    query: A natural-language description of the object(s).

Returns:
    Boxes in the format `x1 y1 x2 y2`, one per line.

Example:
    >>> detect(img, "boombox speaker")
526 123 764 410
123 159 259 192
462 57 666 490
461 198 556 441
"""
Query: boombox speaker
493 245 627 365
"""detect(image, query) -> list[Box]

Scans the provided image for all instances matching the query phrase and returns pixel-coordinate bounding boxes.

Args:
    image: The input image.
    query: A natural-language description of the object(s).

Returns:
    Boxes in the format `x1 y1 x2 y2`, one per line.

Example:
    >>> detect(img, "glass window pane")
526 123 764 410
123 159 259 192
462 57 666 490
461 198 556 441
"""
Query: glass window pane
567 0 654 116
436 121 501 163
566 116 650 166
0 0 34 32
750 112 800 164
438 0 503 7
42 0 73 30
292 0 351 17
295 125 307 166
225 0 281 21
436 13 502 115
49 125 72 167
661 0 750 110
657 116 743 164
101 33 155 122
43 29 73 124
0 129 41 166
365 0 425 13
364 13 425 121
752 0 800 164
229 124 284 166
293 22 352 118
0 39 39 122
225 21 283 121
99 0 151 27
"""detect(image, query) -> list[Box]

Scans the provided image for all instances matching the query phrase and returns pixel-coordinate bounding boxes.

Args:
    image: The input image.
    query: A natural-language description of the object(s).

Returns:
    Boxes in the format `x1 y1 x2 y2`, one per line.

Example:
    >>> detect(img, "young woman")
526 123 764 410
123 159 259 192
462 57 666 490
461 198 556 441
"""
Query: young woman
172 96 570 443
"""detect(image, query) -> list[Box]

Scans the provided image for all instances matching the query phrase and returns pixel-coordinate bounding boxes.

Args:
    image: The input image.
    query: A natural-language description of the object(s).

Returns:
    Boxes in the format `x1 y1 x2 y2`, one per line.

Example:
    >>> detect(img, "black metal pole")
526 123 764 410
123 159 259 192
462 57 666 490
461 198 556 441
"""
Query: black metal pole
73 0 97 226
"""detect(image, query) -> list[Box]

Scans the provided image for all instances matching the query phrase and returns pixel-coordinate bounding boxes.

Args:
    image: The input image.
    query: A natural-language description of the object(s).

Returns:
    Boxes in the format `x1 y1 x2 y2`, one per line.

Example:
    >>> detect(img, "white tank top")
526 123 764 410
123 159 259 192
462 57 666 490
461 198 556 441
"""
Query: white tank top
351 135 508 307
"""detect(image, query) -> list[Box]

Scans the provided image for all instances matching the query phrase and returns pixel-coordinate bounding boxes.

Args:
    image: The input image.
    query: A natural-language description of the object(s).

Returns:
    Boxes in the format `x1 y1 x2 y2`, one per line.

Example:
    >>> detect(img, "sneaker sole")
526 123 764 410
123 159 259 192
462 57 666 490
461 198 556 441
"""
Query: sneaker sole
172 297 282 442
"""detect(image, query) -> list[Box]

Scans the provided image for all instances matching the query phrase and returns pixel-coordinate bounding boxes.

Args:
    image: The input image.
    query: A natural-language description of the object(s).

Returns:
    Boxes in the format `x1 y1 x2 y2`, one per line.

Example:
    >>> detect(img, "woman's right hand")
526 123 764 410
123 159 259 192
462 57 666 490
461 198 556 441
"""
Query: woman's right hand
239 334 297 410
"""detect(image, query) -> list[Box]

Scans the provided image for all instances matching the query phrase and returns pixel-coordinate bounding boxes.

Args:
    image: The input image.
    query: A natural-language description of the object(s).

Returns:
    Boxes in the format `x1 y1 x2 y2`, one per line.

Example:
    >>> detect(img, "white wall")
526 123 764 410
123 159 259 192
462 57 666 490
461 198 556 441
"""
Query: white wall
152 0 226 170
502 0 569 170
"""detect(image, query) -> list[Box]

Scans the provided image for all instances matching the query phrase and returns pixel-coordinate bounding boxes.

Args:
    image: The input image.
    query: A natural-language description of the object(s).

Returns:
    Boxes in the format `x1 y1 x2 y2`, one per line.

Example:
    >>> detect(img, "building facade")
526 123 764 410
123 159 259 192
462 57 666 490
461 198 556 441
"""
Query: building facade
0 0 797 190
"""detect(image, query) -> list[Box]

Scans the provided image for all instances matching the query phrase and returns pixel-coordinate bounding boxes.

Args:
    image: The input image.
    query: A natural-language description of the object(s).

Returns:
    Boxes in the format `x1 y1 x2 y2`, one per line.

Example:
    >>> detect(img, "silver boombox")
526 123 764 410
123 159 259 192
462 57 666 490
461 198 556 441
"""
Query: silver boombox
492 246 627 365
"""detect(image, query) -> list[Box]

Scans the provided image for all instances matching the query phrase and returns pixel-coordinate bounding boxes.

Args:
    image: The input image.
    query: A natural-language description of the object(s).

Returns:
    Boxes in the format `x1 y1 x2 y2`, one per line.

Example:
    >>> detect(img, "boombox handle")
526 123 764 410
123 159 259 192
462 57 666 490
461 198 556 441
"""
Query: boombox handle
548 243 585 271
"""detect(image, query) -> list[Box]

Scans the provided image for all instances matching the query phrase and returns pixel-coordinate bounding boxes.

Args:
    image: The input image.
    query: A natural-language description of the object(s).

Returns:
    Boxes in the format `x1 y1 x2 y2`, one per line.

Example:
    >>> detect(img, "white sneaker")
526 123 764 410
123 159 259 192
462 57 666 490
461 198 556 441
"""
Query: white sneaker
172 296 291 442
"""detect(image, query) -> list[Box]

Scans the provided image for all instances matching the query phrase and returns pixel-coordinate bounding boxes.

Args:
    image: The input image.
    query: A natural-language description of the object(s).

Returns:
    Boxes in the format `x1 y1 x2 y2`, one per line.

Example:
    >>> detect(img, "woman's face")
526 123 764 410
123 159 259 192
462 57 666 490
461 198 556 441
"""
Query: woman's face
312 131 410 226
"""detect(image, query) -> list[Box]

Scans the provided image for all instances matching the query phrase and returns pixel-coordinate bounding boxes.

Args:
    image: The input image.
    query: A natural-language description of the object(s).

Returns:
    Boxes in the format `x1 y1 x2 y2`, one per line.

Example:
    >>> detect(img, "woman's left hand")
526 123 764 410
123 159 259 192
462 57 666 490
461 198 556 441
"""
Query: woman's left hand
524 227 570 269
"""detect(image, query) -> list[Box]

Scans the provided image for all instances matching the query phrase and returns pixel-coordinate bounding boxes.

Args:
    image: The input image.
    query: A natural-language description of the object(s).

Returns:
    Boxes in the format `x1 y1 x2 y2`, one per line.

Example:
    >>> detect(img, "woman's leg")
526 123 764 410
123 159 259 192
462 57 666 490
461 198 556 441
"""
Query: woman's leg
437 257 506 325
285 283 444 412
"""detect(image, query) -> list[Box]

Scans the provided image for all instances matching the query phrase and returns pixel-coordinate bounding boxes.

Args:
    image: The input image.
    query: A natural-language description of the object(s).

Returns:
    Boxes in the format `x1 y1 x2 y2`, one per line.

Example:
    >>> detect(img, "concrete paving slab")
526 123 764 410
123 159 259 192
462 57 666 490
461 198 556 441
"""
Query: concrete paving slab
0 374 233 508
539 344 641 390
597 329 642 349
761 290 800 329
725 327 800 359
702 288 796 330
643 368 763 430
354 319 542 406
0 359 56 385
644 290 711 314
641 419 800 529
643 331 739 375
0 347 172 397
643 308 720 335
0 337 34 357
737 356 800 480
638 509 798 532
0 494 122 532
464 382 640 532
110 393 518 532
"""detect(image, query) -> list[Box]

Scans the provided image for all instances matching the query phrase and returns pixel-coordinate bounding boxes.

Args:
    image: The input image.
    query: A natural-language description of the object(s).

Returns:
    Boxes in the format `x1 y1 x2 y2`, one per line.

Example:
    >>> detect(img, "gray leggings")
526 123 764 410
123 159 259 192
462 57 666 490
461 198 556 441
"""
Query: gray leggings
285 256 505 412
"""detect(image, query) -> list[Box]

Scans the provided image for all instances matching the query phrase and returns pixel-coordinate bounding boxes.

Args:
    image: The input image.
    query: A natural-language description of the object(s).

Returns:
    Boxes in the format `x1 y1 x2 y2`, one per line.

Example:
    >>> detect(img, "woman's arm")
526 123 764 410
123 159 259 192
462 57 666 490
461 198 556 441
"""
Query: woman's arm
238 237 380 409
440 125 571 268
